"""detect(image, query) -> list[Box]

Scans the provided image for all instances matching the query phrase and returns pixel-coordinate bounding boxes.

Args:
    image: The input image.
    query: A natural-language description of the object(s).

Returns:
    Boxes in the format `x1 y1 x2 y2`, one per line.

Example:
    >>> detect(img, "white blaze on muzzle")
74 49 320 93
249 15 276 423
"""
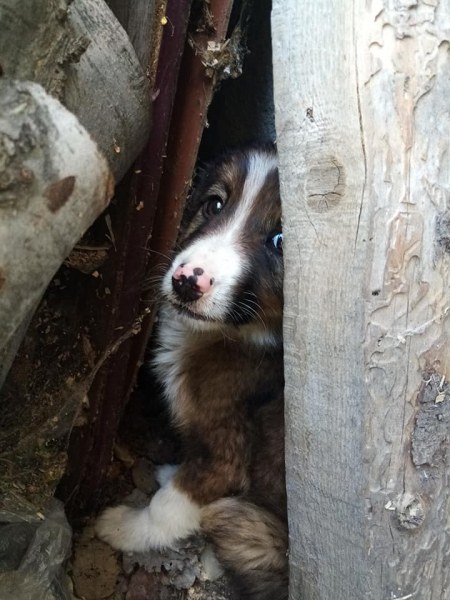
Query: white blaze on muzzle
162 232 244 321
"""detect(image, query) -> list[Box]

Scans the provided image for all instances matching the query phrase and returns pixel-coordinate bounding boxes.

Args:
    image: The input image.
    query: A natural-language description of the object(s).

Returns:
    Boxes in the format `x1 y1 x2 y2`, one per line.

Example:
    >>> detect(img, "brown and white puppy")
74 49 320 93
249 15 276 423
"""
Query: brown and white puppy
96 145 287 600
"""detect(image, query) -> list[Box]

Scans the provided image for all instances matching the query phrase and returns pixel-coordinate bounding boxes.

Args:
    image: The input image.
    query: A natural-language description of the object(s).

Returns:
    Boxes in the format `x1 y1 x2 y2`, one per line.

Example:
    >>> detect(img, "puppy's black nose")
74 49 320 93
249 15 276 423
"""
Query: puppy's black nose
172 272 203 302
172 263 211 303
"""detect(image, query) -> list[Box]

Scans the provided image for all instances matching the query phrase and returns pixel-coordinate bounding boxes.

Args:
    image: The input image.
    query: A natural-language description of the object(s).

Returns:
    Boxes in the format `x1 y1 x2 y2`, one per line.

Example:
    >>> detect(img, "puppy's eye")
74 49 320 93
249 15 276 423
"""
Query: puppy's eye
269 232 283 254
202 196 225 218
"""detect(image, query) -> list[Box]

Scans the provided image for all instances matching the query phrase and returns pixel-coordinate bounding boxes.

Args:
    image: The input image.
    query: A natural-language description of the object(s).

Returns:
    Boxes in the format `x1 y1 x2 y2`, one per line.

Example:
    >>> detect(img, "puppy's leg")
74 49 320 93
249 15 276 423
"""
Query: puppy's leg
173 414 251 505
95 478 201 552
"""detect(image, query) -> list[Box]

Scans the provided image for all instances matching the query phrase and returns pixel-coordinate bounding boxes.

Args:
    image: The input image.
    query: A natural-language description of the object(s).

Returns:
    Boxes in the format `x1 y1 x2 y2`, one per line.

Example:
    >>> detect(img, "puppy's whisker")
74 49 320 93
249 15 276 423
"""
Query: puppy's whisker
242 292 268 320
147 249 174 262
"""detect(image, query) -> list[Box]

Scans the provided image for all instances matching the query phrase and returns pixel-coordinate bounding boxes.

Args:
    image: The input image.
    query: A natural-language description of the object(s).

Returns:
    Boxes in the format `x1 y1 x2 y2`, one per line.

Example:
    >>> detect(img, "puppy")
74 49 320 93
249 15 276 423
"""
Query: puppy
96 145 288 599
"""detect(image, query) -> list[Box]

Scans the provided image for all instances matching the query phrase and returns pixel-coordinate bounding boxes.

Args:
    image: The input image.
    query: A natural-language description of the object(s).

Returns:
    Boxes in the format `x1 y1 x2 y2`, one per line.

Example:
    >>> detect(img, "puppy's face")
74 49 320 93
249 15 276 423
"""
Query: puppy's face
161 146 283 339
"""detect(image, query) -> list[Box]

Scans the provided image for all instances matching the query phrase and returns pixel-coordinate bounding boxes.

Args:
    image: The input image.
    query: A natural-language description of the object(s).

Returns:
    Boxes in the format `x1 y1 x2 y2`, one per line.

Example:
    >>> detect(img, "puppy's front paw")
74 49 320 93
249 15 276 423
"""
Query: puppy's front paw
96 481 202 553
95 504 149 553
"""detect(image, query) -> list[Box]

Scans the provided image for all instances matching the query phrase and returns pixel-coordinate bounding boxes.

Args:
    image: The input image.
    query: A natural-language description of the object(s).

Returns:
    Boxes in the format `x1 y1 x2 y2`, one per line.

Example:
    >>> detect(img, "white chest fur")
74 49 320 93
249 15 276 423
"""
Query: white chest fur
152 306 223 416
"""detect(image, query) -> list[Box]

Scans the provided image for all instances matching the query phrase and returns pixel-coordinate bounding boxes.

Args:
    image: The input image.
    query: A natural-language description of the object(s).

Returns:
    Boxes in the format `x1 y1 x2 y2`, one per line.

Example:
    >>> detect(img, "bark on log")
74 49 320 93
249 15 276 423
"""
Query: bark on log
0 79 114 386
64 0 151 180
0 0 151 181
272 1 450 598
105 0 158 69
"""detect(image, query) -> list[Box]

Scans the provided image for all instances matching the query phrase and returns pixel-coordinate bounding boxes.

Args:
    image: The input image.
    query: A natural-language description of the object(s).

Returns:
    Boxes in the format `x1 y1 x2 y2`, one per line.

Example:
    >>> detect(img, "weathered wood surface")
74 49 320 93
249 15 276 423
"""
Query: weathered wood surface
0 79 113 387
272 1 450 598
65 0 151 180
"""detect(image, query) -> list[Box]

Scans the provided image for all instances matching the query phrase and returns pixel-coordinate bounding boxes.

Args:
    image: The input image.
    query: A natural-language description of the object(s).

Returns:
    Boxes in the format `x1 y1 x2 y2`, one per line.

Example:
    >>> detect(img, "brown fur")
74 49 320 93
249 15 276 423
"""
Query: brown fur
170 337 283 506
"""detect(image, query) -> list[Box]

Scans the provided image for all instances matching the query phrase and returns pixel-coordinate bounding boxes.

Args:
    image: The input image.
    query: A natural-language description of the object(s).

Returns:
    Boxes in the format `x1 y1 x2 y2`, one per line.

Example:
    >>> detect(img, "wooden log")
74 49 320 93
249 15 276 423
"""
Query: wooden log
0 0 151 385
0 0 151 181
272 1 450 598
64 0 151 180
0 79 114 386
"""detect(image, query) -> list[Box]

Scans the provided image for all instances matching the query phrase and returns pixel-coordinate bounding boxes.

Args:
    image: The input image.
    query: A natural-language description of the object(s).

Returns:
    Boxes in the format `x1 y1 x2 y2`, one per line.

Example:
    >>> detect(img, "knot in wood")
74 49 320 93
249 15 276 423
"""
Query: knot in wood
436 210 450 254
44 176 76 213
306 156 345 212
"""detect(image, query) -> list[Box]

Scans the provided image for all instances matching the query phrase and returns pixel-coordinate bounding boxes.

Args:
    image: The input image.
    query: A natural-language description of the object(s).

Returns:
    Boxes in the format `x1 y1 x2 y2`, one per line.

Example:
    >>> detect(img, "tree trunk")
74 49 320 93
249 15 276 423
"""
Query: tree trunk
272 1 450 598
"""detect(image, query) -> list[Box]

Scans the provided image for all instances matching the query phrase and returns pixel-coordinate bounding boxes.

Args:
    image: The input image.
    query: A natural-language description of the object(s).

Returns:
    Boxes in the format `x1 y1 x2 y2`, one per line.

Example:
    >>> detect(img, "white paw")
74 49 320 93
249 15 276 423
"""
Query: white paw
95 504 150 553
95 481 201 552
155 463 179 487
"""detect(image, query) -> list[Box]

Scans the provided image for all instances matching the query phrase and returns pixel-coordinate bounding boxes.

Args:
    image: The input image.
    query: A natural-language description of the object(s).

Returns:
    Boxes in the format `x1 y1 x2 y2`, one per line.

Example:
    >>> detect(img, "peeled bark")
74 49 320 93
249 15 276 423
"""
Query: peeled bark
0 79 114 385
